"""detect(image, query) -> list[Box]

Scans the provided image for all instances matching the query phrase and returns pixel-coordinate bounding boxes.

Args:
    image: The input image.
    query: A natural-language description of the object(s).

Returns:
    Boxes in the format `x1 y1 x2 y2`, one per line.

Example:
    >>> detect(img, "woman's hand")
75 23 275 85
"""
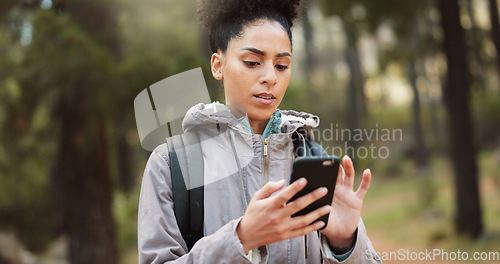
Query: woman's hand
236 178 331 254
320 155 372 253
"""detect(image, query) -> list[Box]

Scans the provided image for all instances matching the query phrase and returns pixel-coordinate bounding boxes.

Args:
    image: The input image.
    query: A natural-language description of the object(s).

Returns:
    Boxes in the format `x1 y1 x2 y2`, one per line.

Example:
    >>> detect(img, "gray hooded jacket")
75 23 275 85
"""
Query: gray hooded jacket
138 103 381 264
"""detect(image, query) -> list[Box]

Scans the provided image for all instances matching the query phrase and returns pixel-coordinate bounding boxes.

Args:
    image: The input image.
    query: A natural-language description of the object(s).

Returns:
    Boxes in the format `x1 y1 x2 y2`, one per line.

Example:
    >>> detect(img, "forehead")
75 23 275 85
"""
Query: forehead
227 19 291 53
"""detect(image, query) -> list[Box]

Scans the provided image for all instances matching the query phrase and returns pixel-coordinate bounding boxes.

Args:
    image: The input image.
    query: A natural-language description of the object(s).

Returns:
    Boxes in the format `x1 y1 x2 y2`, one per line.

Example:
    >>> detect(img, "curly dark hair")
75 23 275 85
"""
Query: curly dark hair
197 0 303 53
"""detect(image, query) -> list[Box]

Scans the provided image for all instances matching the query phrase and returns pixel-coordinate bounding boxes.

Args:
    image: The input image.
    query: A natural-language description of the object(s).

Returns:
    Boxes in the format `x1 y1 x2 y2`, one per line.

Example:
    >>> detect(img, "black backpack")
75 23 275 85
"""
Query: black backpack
165 130 327 250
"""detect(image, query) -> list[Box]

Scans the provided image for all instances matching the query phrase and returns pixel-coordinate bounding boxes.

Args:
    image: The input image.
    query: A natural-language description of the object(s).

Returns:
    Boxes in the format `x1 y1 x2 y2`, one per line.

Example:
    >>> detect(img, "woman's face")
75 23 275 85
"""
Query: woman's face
211 19 292 128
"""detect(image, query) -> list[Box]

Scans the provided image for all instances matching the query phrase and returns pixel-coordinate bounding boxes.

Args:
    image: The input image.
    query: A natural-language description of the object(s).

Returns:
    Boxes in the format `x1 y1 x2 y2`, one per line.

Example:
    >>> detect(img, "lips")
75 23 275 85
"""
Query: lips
254 92 276 105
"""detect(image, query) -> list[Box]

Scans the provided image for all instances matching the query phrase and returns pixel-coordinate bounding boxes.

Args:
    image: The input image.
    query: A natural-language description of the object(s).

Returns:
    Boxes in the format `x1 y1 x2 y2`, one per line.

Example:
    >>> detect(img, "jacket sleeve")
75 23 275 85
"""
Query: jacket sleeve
138 145 268 264
320 218 382 264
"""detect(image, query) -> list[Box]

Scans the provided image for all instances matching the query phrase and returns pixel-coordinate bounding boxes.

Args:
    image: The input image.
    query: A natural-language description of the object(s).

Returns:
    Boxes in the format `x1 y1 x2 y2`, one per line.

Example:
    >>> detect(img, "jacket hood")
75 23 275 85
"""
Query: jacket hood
182 102 320 140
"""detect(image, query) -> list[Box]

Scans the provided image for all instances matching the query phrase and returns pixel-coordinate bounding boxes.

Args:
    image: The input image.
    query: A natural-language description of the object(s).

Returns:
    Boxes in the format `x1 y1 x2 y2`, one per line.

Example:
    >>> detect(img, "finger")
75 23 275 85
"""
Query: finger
287 220 326 239
356 169 372 199
285 187 328 215
253 179 286 200
271 177 307 206
336 165 343 186
342 155 355 188
289 204 331 230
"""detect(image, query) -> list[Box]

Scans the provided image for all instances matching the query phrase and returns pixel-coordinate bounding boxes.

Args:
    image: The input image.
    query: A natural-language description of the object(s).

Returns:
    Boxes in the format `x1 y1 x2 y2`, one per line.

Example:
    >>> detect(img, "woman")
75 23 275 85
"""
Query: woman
138 0 380 263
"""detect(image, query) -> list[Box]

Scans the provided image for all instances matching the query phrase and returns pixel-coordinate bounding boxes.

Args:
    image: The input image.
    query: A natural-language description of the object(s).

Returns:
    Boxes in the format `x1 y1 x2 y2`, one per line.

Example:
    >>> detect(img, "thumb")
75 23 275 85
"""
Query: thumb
253 179 285 200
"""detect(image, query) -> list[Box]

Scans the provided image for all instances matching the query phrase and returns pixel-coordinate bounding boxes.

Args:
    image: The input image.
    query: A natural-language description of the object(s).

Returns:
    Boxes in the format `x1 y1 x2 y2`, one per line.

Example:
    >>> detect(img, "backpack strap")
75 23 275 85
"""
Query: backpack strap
166 132 204 251
292 130 328 157
308 140 328 157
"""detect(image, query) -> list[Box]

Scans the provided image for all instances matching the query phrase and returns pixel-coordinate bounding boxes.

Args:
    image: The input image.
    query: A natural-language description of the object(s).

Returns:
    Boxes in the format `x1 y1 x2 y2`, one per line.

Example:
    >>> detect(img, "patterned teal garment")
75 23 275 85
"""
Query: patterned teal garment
237 111 282 139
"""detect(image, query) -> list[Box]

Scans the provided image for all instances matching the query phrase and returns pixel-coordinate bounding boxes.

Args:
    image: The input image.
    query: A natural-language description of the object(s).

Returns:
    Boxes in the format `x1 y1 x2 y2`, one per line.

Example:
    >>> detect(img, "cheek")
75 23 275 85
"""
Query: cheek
278 73 291 95
228 72 254 95
225 62 248 88
224 79 249 105
225 85 240 101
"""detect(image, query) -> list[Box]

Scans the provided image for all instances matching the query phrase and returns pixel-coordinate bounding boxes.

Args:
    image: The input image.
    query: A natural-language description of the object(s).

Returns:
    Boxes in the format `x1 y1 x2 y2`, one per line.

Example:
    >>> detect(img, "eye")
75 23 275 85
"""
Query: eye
275 64 289 70
244 61 259 67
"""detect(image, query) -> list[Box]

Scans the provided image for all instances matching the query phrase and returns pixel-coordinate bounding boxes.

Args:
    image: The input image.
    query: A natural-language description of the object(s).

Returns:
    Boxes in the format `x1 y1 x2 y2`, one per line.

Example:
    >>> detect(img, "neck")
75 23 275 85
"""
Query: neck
248 118 269 135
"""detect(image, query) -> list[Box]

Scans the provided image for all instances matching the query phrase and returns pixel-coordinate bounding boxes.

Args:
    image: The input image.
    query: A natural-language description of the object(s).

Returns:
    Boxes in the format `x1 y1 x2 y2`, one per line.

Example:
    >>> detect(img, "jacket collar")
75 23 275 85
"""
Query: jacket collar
182 102 320 140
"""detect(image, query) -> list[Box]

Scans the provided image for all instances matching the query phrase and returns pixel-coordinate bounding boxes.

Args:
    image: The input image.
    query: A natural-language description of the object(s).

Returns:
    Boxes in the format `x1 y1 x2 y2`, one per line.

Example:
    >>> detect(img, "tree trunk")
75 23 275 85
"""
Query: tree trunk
53 83 117 264
408 17 428 169
343 18 367 119
345 48 360 150
343 18 365 153
409 61 428 169
428 86 443 154
488 0 500 81
302 6 317 111
118 130 134 192
423 10 445 155
466 0 487 90
438 0 483 238
51 1 119 263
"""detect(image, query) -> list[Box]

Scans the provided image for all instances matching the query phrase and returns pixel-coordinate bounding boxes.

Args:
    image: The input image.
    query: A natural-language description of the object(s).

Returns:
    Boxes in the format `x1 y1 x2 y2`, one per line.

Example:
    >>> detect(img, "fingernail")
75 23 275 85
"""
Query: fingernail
318 187 328 195
323 205 331 213
317 221 325 228
275 179 285 186
298 177 306 185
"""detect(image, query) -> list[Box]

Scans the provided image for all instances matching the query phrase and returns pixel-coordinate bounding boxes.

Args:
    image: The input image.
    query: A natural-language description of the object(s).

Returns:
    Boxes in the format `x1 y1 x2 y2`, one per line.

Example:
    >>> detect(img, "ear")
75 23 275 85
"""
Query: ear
211 52 223 80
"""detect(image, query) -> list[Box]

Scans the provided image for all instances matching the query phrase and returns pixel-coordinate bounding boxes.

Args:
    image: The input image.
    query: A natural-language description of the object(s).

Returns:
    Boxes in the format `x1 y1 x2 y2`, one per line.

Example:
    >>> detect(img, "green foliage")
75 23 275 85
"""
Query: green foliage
417 174 439 209
315 0 351 18
472 90 500 149
113 188 140 260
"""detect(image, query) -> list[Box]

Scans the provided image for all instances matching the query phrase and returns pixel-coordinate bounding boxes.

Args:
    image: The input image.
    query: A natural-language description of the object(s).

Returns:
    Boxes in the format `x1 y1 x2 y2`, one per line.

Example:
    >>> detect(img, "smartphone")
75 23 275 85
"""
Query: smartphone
288 156 340 229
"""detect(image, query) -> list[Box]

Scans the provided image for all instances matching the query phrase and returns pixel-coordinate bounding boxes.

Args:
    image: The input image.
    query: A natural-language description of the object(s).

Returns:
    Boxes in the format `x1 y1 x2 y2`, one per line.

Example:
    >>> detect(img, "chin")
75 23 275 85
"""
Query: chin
247 107 276 121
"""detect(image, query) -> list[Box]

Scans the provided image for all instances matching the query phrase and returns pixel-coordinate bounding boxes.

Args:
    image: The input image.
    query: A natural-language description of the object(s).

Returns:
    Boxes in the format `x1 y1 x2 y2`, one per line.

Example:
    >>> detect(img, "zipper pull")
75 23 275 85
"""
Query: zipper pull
263 137 269 183
263 138 268 157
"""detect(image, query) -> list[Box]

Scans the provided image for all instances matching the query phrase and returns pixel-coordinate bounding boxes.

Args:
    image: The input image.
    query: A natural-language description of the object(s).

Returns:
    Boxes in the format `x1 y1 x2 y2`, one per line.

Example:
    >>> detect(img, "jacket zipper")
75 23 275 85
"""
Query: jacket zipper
263 136 269 183
305 235 308 259
263 135 304 261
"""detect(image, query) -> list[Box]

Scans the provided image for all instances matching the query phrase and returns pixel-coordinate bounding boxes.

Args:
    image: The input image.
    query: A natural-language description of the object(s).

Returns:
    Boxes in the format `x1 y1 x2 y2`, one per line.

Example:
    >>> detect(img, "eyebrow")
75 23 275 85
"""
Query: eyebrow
242 47 291 58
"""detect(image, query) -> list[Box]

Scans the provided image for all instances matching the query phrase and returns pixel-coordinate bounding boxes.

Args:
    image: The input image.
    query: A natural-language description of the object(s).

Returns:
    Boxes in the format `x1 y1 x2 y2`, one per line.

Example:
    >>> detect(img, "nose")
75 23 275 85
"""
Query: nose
260 63 277 87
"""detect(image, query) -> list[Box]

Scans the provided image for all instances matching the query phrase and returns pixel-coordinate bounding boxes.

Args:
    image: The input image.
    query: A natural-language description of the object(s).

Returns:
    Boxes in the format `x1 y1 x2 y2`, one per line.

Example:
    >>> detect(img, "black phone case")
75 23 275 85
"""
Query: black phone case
288 156 340 230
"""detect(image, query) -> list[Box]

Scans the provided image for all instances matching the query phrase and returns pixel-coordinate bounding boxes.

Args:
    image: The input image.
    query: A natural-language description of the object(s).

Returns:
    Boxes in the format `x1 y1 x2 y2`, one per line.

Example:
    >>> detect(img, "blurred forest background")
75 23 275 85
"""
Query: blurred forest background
1 0 499 263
